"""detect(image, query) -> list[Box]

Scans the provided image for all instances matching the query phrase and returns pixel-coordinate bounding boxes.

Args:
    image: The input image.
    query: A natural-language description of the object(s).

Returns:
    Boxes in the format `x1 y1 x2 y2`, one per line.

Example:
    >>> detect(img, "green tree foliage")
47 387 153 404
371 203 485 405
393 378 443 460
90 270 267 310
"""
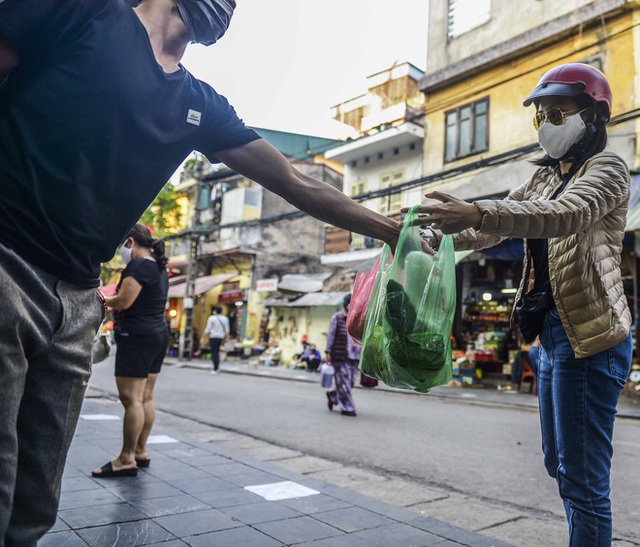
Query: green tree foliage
100 181 183 284
140 181 183 238
182 152 207 178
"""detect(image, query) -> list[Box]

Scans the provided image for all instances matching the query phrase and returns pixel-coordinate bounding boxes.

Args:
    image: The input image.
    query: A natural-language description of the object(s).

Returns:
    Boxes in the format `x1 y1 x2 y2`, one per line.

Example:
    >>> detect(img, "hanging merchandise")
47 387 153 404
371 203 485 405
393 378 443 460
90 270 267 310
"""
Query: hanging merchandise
359 205 457 393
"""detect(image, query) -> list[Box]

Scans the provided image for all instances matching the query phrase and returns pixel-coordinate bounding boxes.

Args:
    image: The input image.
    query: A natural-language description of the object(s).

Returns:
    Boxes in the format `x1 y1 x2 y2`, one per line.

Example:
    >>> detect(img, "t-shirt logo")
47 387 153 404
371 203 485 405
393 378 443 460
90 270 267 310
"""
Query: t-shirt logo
186 109 202 126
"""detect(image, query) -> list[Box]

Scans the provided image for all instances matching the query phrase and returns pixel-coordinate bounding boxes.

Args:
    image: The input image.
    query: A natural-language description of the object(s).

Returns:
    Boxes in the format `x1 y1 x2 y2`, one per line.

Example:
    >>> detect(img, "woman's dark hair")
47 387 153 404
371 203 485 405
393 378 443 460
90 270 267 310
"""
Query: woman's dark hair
532 96 608 177
127 223 168 269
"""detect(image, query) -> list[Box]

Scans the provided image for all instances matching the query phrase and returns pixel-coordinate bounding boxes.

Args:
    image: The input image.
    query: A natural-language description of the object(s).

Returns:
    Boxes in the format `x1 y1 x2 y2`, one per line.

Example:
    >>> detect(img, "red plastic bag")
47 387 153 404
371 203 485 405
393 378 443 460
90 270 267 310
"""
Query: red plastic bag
359 371 379 388
346 256 381 345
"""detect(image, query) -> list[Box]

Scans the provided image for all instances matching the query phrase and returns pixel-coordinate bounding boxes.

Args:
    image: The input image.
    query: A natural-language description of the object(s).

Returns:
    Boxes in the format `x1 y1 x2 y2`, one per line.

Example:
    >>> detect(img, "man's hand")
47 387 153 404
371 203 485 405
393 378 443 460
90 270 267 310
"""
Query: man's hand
419 233 438 255
402 191 482 235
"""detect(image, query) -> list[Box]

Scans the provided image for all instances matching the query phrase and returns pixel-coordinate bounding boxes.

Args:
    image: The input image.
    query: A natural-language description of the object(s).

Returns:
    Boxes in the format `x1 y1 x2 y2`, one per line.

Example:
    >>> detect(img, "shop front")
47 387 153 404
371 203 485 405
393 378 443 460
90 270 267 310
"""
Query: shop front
165 273 237 356
454 239 524 383
218 286 246 339
260 292 349 365
454 229 639 384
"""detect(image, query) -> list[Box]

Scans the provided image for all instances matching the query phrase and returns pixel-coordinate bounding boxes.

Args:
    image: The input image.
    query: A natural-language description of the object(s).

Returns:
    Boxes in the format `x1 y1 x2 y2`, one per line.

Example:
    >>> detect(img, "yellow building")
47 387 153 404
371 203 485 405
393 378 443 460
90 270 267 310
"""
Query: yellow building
421 0 640 199
419 0 640 361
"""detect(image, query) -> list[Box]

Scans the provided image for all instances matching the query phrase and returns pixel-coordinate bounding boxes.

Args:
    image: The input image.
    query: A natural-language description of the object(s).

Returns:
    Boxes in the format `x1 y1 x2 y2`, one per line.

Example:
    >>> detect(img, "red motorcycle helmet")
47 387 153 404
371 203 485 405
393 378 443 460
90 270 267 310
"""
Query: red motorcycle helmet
523 63 612 121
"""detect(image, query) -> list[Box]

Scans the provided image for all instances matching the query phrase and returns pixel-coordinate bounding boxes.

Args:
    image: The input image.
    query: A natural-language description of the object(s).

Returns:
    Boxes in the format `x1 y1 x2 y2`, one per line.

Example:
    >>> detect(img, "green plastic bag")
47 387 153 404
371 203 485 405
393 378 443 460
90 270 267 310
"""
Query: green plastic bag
359 205 456 392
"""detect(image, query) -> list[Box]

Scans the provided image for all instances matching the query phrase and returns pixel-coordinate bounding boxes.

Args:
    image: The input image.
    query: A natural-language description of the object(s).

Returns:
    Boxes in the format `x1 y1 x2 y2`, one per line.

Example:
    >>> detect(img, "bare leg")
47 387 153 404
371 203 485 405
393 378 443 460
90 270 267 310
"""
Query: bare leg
135 373 158 460
92 376 145 473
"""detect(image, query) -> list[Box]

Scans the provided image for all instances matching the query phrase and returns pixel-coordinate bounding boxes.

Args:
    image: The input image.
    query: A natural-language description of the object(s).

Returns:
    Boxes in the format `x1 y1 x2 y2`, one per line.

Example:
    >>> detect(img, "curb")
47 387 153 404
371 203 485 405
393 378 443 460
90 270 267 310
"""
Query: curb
161 357 640 420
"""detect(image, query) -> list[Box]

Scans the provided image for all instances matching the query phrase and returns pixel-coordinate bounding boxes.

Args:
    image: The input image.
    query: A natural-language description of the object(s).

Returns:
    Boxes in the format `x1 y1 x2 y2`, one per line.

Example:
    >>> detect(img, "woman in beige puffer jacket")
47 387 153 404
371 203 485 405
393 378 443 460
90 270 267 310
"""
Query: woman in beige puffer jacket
410 63 632 547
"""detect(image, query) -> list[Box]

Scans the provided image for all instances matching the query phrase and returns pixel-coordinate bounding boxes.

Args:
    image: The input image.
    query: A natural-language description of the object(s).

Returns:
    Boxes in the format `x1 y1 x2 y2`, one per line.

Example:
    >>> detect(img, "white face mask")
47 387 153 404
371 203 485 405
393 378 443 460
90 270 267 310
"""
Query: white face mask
537 112 586 159
118 242 132 265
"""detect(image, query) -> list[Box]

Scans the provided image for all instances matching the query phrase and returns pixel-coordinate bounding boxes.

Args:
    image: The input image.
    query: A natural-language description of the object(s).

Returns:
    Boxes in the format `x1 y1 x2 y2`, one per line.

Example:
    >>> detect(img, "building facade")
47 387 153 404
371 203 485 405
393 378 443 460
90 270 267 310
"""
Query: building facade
324 61 426 265
419 0 640 367
166 130 348 360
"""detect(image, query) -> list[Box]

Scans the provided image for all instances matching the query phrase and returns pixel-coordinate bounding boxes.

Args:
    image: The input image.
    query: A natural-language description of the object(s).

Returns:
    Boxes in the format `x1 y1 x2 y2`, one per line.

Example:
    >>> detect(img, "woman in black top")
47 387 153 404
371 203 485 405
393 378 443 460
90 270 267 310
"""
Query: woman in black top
92 224 169 478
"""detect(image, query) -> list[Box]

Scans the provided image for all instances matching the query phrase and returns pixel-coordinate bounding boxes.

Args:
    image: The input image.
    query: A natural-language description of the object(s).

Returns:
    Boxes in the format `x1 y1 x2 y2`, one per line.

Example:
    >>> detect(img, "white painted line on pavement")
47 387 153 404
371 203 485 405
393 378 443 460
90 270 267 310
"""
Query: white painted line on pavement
147 435 180 444
245 481 319 501
80 414 120 421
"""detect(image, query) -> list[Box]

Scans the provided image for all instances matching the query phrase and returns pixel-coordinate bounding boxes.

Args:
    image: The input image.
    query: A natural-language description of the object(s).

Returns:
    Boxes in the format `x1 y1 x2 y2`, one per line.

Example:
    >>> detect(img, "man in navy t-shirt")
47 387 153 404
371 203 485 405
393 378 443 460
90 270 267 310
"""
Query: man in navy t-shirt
0 0 401 543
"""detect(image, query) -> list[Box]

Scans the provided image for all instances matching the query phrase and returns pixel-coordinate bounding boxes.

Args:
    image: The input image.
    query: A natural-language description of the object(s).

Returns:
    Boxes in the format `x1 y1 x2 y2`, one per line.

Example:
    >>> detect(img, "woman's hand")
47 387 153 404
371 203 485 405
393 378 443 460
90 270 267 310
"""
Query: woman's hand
402 191 482 235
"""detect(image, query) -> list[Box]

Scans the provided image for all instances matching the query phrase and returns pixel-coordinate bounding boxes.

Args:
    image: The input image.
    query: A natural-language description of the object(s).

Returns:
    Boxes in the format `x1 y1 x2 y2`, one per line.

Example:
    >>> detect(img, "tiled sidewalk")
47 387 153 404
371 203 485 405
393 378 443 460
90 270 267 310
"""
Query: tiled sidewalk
40 398 514 547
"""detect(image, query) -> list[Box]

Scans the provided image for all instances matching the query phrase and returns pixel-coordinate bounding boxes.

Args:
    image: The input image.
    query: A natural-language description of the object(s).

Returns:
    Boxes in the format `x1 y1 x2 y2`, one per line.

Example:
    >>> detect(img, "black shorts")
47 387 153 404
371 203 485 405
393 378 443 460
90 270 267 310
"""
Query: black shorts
114 330 169 378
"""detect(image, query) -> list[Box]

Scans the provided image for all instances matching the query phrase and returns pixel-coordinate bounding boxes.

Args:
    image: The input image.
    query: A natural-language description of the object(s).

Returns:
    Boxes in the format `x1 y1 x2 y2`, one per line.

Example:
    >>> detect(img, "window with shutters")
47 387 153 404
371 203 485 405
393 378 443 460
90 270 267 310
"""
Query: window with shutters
447 0 491 40
349 179 368 197
379 171 403 216
444 98 489 162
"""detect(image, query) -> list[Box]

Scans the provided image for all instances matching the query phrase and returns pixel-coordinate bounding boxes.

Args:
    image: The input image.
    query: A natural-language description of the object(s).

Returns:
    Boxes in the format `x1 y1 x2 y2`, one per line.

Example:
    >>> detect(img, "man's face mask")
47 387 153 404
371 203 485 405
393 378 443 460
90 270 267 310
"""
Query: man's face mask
176 0 235 46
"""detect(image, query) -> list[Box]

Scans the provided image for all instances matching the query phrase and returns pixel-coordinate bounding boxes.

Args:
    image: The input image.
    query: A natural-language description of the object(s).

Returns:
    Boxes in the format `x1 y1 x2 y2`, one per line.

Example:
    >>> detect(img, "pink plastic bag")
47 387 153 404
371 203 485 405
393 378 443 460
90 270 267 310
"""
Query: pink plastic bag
346 256 381 346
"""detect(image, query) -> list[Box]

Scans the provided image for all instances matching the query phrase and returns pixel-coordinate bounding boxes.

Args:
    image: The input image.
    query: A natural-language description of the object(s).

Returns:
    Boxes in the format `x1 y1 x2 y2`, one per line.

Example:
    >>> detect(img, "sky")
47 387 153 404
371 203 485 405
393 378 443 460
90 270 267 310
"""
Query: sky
181 0 430 140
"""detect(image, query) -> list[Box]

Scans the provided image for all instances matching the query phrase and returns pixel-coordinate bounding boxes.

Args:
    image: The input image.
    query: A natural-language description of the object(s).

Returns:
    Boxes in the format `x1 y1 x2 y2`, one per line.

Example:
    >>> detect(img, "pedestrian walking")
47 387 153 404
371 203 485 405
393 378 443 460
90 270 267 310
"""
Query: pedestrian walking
202 307 230 374
325 294 360 416
92 224 169 478
0 1 401 543
410 63 631 547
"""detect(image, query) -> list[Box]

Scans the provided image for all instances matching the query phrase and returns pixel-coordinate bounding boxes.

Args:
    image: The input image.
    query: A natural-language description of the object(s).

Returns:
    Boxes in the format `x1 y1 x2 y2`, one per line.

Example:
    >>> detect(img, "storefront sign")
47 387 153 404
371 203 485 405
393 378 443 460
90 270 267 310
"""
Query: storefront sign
256 279 278 292
218 290 244 303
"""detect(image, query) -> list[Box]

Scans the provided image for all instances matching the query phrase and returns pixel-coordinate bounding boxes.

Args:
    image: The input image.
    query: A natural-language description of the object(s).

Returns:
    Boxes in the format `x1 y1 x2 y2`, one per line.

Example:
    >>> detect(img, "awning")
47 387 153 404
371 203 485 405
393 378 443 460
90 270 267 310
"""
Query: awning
322 247 381 268
626 207 640 231
480 238 524 260
455 250 475 264
625 174 640 231
276 272 333 293
267 292 350 308
349 250 478 270
289 291 350 307
167 273 236 299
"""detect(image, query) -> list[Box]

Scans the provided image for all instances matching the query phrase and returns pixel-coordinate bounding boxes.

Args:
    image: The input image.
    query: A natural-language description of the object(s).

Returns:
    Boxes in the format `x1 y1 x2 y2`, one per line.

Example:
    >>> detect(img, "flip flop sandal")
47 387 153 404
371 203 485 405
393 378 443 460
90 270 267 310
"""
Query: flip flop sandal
91 461 138 478
135 458 151 468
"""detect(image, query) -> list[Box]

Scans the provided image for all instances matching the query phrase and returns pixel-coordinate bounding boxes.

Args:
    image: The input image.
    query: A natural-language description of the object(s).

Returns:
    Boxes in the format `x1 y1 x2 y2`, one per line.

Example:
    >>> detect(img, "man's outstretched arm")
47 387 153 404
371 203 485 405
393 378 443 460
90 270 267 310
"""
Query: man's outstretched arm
216 139 400 250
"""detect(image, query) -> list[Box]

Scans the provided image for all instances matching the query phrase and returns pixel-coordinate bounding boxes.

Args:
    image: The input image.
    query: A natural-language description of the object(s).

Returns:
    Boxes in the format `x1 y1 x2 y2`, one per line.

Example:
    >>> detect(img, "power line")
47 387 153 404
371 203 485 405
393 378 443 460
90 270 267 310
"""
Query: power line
164 99 640 243
165 12 640 244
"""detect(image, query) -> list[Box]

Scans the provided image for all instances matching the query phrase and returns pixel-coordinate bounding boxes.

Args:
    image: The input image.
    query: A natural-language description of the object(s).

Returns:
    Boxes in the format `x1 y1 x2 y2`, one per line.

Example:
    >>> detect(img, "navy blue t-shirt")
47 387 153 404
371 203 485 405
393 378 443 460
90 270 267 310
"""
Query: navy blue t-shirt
113 258 169 335
0 0 260 286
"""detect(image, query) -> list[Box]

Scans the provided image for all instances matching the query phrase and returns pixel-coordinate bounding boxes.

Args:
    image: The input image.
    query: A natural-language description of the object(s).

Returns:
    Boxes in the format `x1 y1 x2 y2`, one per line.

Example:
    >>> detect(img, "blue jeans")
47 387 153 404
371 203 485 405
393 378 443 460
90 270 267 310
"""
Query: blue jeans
538 307 631 547
0 242 104 546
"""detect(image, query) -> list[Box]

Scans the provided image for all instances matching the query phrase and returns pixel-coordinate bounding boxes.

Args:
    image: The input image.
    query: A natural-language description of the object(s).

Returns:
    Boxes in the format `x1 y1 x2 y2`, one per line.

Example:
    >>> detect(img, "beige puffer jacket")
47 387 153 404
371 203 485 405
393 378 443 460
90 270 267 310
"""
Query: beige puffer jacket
452 150 631 358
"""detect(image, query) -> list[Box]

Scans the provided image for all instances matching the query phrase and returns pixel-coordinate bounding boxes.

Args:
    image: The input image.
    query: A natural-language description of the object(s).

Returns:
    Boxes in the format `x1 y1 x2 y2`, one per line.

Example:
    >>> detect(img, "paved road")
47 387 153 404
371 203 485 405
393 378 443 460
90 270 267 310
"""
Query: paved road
88 357 640 545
